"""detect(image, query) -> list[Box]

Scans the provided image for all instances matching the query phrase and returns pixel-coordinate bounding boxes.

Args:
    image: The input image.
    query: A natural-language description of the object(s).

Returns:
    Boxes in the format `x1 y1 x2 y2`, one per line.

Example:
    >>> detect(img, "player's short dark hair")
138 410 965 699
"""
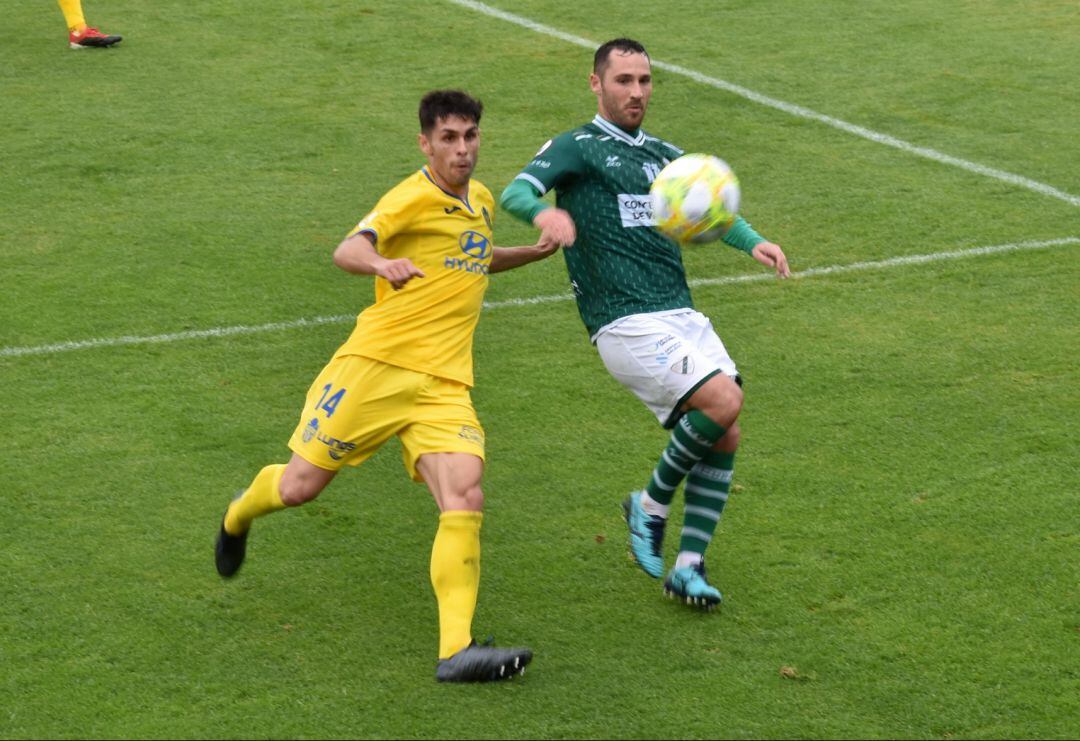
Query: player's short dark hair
418 90 483 133
593 38 649 77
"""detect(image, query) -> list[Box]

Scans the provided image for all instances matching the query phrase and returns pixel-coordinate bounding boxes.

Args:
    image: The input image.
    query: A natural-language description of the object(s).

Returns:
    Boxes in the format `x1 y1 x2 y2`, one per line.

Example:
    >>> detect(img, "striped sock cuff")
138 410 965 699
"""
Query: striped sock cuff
683 410 726 444
647 414 728 505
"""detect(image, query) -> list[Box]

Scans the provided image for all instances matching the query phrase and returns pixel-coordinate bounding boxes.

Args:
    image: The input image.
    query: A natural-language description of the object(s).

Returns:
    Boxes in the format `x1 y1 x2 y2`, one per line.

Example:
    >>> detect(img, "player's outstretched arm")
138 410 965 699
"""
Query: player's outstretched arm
333 233 425 290
500 178 577 248
489 238 561 274
532 207 577 248
750 241 791 278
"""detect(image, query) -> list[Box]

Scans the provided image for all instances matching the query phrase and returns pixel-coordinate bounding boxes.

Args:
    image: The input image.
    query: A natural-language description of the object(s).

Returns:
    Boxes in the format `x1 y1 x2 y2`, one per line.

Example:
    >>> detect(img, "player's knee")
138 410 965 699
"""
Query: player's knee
463 484 484 511
446 484 484 512
278 474 323 506
697 376 743 424
714 423 740 452
723 382 744 416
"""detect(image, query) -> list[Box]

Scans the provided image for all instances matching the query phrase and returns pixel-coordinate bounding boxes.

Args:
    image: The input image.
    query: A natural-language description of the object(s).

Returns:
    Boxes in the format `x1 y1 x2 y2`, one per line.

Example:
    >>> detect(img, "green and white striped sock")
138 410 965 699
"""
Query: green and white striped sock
645 410 726 506
677 450 735 566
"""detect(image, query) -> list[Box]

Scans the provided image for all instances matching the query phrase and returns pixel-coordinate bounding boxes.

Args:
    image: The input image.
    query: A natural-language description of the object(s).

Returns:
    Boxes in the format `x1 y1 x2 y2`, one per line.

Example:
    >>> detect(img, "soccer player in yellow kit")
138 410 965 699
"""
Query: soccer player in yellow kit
215 90 557 682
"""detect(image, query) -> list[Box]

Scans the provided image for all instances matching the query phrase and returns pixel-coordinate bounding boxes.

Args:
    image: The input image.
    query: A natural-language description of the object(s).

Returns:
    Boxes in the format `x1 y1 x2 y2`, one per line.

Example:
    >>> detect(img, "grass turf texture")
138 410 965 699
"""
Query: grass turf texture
1 0 1078 738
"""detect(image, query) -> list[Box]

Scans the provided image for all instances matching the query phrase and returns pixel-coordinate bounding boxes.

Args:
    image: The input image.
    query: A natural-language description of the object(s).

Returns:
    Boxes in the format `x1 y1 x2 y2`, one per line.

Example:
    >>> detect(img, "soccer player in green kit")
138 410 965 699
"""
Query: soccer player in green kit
500 38 790 609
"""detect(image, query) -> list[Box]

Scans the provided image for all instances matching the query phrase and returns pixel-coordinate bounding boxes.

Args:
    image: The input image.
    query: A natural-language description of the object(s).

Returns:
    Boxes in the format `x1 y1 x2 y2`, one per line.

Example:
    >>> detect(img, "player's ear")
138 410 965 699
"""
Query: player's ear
589 72 601 95
417 131 433 156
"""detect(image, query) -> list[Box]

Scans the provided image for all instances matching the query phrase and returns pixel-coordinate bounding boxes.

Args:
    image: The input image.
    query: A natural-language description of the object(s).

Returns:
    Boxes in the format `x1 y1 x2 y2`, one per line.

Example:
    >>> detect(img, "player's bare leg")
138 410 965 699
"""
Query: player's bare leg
215 454 335 578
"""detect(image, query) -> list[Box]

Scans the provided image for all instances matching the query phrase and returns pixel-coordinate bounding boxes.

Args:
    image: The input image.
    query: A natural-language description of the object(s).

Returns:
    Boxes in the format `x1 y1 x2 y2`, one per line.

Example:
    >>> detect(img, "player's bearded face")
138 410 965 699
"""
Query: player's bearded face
419 115 480 193
592 51 652 130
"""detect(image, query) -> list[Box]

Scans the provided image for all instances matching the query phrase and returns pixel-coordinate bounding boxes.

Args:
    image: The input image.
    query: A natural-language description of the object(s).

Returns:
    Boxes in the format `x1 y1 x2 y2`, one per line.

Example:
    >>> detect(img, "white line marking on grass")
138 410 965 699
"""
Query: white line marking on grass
445 0 1080 208
688 236 1080 290
1 238 1076 359
0 315 353 359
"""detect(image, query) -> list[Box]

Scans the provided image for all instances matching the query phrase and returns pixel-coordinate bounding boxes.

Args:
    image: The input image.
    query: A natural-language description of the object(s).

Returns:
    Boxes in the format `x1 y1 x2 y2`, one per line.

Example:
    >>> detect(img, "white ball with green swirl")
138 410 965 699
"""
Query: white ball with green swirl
650 154 740 244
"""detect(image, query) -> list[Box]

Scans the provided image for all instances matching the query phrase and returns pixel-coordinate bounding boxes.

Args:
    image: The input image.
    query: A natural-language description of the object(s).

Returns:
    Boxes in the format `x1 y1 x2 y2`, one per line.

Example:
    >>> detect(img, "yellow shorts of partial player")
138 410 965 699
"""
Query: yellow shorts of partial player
287 354 484 480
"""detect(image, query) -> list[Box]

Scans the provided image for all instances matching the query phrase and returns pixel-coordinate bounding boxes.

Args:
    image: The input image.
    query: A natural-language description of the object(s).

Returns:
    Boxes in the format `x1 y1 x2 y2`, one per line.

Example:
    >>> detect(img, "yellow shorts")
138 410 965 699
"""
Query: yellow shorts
287 354 485 481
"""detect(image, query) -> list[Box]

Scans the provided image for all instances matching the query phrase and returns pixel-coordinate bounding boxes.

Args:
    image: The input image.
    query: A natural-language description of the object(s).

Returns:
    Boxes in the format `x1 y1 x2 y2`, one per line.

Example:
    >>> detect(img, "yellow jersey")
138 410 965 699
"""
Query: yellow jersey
335 167 495 388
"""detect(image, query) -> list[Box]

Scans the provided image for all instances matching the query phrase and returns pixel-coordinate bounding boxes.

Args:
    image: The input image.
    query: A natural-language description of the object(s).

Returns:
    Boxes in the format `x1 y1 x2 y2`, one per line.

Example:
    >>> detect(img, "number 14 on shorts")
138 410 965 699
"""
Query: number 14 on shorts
315 384 346 417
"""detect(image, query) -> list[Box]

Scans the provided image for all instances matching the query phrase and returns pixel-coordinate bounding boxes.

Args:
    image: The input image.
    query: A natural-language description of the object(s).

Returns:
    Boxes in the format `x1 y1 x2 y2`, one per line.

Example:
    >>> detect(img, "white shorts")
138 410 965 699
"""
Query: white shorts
595 309 738 428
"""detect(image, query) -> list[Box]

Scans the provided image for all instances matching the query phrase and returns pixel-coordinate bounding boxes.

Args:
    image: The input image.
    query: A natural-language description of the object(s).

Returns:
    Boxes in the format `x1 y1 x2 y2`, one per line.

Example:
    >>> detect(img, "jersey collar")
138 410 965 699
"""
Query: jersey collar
592 114 646 147
421 166 474 212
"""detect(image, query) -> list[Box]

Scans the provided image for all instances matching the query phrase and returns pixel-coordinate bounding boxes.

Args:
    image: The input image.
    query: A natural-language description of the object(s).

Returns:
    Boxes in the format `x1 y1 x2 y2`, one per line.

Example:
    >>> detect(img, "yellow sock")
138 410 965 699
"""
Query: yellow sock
57 0 87 32
224 464 287 536
430 510 483 659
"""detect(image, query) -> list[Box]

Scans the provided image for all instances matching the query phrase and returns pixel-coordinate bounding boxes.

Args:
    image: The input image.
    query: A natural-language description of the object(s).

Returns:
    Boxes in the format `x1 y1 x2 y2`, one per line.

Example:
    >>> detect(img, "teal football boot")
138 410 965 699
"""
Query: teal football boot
622 490 666 578
663 560 722 610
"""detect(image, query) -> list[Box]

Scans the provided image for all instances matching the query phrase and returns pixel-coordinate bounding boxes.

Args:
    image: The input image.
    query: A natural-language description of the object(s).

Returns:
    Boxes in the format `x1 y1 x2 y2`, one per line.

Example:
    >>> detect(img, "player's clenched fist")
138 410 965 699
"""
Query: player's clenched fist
377 258 426 290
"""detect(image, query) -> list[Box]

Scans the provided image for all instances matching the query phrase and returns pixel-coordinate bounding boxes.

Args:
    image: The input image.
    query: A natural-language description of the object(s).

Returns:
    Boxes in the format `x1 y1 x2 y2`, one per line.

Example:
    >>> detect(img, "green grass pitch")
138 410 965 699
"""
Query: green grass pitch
1 1 1077 738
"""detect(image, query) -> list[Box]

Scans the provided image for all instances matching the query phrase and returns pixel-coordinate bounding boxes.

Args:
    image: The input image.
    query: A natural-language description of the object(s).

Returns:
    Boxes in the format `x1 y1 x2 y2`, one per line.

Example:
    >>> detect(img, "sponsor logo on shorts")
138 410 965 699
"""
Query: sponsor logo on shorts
458 425 484 444
655 335 679 351
320 433 357 461
303 418 356 460
655 334 683 366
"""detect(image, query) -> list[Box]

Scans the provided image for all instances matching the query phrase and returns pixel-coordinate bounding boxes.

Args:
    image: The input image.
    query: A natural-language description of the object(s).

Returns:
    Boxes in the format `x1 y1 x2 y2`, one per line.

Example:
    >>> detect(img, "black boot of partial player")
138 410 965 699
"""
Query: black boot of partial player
436 641 533 682
214 516 248 578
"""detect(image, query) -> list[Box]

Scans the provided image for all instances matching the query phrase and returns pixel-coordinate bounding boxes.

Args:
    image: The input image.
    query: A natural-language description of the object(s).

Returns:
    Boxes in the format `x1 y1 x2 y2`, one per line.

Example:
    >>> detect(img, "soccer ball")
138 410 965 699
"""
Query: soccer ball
650 154 740 244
